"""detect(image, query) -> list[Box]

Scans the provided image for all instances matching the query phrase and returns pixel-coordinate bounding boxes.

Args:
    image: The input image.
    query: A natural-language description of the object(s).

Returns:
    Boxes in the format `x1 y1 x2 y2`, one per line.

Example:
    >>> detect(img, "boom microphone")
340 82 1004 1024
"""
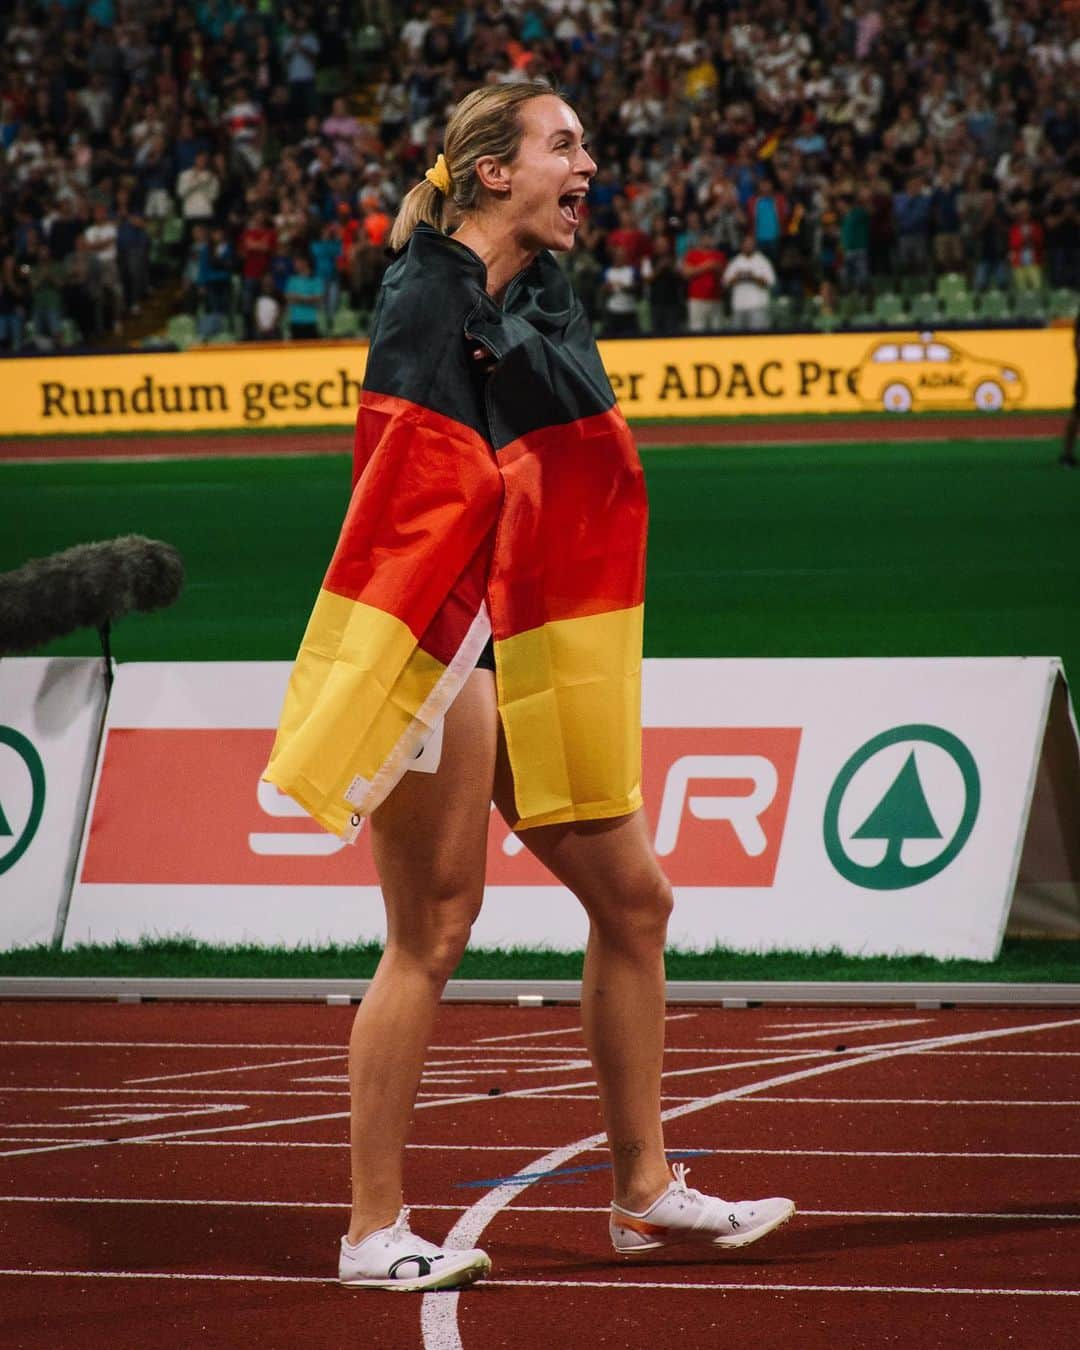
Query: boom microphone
0 535 185 656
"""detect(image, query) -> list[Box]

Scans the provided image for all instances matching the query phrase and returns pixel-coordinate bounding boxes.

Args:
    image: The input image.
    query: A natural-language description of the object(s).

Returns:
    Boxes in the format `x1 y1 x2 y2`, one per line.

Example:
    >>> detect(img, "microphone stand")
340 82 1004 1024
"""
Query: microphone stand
97 620 115 695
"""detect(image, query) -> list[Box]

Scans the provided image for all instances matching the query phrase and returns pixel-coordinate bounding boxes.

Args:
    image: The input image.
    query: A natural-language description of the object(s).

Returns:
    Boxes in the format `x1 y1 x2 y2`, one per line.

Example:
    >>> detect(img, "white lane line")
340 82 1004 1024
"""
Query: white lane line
761 1019 928 1042
1 1041 345 1050
3 1138 1077 1161
4 1196 1079 1223
419 1013 1080 1350
0 1269 1074 1298
125 1052 345 1086
743 1097 1080 1107
473 1012 697 1045
486 1279 1080 1298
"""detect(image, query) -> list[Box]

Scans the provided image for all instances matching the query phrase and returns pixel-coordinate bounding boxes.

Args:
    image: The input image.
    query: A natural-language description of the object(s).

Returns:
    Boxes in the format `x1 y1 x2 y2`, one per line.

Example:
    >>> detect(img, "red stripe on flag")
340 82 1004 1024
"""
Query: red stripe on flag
323 392 502 640
489 406 647 639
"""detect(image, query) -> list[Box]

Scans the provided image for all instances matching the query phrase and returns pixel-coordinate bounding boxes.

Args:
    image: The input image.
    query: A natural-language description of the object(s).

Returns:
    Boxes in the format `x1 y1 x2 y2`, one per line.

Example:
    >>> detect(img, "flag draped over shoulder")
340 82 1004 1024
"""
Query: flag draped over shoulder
263 224 648 837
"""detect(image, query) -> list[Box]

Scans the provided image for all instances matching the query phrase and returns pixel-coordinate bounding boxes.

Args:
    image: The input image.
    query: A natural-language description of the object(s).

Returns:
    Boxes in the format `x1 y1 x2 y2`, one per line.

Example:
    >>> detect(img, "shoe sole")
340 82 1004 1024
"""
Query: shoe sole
613 1202 796 1254
339 1253 491 1293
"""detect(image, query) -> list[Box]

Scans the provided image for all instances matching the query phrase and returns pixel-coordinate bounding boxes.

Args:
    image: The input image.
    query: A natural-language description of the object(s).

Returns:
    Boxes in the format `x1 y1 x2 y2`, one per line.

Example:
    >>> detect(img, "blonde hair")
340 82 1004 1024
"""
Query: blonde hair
387 81 559 252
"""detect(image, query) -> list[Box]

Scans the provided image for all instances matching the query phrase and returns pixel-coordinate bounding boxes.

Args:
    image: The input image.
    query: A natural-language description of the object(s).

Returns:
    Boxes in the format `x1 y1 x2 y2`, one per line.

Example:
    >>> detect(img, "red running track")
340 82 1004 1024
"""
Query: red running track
1 1001 1078 1349
0 412 1063 462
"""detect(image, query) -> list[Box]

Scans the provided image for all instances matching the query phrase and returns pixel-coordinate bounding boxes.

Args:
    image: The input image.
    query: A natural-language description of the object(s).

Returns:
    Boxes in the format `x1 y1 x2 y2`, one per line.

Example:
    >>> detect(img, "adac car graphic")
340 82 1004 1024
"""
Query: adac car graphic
856 332 1026 413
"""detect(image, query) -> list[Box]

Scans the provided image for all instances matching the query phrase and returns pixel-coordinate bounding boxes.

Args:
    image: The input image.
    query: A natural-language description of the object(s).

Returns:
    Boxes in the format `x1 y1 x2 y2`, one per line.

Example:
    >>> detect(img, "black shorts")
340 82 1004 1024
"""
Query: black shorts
475 635 495 671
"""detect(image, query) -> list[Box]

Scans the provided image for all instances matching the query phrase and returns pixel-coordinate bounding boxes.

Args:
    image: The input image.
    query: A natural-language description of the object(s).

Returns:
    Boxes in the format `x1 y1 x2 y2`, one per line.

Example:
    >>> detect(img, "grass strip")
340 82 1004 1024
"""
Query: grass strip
1 938 1076 984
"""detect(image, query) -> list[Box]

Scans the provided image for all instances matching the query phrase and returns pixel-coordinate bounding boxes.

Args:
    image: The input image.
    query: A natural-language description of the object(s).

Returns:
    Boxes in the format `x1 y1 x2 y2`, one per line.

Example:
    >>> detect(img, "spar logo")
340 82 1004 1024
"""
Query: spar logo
823 724 981 890
79 726 801 887
0 726 46 876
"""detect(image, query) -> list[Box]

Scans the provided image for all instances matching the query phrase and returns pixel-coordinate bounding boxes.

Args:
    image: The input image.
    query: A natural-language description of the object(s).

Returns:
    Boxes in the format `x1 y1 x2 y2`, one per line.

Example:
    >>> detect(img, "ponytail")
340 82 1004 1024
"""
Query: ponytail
387 177 448 253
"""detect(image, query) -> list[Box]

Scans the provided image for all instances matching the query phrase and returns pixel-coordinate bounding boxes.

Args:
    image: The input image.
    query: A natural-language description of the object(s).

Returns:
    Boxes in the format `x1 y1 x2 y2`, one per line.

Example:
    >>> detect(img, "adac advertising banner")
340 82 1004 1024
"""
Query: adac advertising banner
62 657 1078 960
0 327 1072 437
0 658 106 947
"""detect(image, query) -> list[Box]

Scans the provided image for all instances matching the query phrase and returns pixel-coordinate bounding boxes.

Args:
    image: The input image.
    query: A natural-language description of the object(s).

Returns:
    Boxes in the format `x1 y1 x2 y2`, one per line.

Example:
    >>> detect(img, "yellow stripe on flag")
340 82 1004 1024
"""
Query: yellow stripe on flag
265 588 445 834
495 604 644 828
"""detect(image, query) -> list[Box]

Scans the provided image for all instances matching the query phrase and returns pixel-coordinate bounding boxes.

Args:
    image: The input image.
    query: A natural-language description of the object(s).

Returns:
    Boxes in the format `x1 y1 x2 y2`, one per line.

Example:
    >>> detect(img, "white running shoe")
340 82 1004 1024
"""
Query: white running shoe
339 1208 491 1292
610 1163 795 1253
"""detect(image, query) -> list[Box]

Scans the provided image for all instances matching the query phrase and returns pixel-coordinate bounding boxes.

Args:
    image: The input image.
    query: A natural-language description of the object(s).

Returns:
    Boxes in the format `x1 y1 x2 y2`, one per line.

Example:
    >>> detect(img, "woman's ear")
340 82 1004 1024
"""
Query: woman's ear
474 154 510 195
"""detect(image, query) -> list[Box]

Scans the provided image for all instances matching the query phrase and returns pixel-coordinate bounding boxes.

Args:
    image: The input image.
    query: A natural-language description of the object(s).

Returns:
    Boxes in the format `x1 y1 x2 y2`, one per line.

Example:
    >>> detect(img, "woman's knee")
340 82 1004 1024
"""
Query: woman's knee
582 869 674 952
385 883 483 984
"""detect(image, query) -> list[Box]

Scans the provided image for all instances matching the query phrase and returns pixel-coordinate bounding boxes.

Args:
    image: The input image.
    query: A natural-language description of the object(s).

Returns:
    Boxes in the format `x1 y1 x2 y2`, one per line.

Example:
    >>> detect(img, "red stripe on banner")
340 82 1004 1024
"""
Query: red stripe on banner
80 726 798 887
322 391 502 640
488 406 647 640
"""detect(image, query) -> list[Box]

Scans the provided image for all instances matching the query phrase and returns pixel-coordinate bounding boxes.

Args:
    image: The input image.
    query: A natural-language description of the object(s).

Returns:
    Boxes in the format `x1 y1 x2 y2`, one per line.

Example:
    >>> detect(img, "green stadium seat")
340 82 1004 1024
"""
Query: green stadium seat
1011 290 1047 322
942 291 976 322
977 289 1010 322
935 271 967 301
873 291 909 326
166 314 198 349
330 307 362 338
813 309 841 333
769 295 795 328
1047 287 1079 321
909 292 941 327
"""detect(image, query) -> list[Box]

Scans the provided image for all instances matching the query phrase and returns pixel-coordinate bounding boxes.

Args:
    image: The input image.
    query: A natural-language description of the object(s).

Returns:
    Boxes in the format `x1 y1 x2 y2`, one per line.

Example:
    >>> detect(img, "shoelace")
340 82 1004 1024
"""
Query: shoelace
671 1162 705 1202
671 1162 734 1226
388 1207 413 1243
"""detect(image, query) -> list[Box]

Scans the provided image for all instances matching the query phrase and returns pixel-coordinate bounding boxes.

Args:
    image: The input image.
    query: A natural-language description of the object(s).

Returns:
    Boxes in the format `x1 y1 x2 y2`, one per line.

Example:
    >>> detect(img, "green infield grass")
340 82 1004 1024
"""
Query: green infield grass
3 434 1076 687
0 936 1077 983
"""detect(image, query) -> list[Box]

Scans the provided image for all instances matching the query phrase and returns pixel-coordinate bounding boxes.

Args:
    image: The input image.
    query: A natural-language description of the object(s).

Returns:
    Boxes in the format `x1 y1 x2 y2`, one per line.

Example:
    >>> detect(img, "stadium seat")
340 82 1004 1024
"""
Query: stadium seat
1047 287 1079 321
935 271 968 301
942 291 976 322
1011 290 1047 322
330 307 362 338
873 291 909 326
166 314 198 349
977 289 1010 322
769 294 795 328
909 292 941 326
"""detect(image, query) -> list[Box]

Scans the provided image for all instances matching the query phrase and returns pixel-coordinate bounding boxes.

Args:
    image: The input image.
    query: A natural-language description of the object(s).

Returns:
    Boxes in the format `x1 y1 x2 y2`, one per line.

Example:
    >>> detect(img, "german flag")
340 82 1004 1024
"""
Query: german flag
264 226 647 837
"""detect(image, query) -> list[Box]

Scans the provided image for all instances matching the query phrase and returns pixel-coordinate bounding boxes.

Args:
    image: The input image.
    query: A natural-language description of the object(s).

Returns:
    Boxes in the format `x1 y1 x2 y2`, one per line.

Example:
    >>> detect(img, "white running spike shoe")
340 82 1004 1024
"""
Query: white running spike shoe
339 1208 491 1292
610 1163 795 1253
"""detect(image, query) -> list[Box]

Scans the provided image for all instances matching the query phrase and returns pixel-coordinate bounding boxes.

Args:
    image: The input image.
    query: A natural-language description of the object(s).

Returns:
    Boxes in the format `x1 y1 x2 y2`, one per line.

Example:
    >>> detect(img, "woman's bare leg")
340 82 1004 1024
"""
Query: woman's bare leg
494 746 674 1213
346 671 498 1244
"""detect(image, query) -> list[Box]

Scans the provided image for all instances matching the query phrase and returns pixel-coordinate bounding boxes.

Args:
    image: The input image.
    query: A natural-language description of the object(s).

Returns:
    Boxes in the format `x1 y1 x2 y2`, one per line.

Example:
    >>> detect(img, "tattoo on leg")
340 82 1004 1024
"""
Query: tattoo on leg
613 1139 645 1159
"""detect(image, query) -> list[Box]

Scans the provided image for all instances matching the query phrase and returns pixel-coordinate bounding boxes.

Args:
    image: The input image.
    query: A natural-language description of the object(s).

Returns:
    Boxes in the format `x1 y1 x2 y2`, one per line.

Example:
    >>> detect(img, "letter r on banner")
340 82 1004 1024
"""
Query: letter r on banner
655 755 779 857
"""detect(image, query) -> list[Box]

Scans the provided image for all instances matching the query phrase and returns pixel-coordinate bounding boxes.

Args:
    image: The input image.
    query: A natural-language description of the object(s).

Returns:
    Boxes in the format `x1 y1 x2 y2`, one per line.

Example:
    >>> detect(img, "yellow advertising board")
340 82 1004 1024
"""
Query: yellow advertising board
0 328 1072 438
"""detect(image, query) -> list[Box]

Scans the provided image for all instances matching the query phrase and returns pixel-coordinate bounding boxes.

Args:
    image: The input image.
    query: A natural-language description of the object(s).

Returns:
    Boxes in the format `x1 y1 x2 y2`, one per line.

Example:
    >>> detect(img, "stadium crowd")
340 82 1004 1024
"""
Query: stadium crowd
0 0 1076 350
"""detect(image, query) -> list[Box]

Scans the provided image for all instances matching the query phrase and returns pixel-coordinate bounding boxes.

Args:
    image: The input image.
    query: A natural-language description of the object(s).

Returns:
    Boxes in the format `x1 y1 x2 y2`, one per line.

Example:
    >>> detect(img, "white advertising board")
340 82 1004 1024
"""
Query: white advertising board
0 658 108 948
63 658 1080 960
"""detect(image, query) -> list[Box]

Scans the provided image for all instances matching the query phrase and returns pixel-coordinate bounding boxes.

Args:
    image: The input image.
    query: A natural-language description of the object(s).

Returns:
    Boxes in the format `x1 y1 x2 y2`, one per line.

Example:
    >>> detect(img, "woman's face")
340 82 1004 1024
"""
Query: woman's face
498 95 597 253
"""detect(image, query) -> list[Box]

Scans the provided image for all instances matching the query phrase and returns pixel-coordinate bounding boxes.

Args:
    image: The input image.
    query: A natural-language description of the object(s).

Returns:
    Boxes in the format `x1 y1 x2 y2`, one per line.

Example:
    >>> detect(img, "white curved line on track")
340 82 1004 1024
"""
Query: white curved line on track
419 1014 1080 1350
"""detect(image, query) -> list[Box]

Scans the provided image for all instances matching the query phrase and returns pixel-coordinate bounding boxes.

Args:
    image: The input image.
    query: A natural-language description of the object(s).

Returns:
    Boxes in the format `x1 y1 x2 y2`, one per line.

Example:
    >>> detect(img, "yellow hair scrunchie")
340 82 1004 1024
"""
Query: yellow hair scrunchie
424 153 452 195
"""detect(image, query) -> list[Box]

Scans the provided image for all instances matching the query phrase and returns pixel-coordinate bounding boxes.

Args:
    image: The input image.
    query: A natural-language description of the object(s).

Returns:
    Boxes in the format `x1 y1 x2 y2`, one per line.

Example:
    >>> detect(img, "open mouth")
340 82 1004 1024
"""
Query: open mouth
558 192 585 226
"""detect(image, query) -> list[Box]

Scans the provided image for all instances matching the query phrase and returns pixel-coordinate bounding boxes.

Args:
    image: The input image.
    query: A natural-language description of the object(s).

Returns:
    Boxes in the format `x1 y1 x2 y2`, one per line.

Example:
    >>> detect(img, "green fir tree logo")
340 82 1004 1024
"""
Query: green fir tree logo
850 751 941 884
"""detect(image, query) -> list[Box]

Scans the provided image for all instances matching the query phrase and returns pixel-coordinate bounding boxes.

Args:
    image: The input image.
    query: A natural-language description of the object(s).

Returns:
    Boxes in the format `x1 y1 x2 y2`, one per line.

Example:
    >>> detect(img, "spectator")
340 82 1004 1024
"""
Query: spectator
723 233 776 332
1008 200 1045 292
222 85 265 177
840 188 871 292
930 166 965 274
0 247 28 350
284 251 324 339
641 234 685 336
82 201 123 332
116 205 150 315
680 227 726 333
893 175 932 279
253 273 283 340
176 149 220 246
281 11 320 127
600 244 642 338
310 219 342 317
971 187 1011 291
747 177 788 266
239 209 277 330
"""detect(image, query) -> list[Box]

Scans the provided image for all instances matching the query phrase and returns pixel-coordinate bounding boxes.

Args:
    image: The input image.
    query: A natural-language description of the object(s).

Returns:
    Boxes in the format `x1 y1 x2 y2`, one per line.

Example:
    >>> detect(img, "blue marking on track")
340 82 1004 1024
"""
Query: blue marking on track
455 1148 713 1189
